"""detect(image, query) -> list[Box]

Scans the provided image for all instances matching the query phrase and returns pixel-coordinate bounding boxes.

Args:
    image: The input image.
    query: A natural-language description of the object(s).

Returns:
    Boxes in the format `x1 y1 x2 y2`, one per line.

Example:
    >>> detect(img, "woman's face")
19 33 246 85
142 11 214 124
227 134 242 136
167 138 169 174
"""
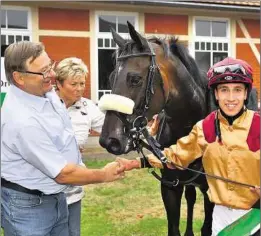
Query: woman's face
57 76 86 104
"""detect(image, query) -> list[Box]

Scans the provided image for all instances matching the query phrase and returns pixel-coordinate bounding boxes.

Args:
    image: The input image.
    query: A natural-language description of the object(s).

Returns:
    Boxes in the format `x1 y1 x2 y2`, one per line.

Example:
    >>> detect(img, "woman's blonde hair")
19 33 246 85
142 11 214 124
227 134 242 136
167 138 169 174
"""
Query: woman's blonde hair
55 57 88 85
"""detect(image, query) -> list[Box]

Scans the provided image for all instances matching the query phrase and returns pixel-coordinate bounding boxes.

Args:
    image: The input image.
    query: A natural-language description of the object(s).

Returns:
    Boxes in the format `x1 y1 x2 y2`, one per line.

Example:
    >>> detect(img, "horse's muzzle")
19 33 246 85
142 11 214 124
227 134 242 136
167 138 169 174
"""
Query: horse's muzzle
99 136 134 155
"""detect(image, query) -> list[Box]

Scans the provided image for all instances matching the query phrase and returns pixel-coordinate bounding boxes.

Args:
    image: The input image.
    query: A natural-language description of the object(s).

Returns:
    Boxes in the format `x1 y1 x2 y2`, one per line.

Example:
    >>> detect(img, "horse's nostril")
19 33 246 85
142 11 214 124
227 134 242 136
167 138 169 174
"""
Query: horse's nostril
107 138 122 155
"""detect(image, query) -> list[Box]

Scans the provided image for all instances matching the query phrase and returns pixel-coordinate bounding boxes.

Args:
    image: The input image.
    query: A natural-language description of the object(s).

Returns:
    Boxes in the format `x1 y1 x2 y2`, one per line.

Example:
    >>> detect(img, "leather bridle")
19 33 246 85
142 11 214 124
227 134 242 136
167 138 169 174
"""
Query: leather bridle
109 40 257 189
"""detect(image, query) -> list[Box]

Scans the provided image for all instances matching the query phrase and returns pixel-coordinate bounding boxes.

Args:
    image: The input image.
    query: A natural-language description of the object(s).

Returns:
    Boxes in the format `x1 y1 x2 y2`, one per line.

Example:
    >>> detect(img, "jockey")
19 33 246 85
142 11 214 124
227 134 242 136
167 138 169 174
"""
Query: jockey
116 57 260 236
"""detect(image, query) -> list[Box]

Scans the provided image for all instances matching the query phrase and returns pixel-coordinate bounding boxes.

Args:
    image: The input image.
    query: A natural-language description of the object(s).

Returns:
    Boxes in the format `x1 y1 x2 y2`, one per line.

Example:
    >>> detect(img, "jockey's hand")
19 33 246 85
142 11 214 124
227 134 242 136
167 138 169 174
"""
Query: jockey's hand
147 114 160 136
250 186 260 197
115 157 140 171
166 162 176 169
102 161 125 182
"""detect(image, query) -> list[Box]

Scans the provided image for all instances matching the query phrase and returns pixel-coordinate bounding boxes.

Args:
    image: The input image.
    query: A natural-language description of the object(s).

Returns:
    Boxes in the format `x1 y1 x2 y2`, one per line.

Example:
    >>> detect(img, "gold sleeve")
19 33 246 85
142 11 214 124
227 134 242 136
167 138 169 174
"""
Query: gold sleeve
146 121 205 169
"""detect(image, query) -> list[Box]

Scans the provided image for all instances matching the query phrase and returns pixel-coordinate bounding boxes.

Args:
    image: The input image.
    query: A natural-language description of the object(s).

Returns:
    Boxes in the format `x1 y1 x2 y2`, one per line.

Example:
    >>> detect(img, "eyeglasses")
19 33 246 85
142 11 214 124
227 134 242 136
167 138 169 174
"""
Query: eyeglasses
212 64 249 77
17 61 56 79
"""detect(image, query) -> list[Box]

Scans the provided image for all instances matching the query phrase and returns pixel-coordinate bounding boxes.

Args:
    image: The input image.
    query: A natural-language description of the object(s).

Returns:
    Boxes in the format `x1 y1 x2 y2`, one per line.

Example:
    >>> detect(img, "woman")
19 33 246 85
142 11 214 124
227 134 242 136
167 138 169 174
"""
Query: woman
55 57 105 236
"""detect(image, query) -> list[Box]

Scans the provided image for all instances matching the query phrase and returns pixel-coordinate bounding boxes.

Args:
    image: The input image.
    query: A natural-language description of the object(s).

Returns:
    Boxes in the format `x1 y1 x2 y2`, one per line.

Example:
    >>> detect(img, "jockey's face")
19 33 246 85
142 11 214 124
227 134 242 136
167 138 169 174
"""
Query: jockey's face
215 83 247 116
15 51 54 97
57 76 86 105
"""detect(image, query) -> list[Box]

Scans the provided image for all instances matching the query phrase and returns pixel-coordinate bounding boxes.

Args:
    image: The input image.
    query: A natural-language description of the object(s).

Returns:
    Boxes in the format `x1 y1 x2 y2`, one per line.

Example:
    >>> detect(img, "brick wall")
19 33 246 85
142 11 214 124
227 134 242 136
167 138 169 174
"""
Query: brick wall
145 13 188 35
236 18 260 98
236 43 260 98
39 8 89 31
39 36 91 98
236 19 260 38
38 8 91 98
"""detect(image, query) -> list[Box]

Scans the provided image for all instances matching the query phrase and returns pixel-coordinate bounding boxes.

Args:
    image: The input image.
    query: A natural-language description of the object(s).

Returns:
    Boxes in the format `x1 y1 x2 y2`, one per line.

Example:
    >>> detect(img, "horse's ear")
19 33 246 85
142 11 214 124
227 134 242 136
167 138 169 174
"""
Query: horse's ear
110 26 125 48
127 21 148 50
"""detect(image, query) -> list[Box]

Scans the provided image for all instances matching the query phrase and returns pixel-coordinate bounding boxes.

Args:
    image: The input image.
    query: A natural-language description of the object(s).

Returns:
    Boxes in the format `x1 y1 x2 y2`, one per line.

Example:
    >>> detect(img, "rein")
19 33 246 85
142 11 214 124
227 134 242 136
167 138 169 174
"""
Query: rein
111 41 256 189
131 125 256 189
113 41 204 187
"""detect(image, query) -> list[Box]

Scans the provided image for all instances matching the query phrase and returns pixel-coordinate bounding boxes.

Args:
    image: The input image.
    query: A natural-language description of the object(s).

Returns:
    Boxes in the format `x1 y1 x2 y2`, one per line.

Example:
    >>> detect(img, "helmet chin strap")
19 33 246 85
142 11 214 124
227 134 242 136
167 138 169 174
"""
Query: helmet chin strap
215 105 246 144
219 106 246 125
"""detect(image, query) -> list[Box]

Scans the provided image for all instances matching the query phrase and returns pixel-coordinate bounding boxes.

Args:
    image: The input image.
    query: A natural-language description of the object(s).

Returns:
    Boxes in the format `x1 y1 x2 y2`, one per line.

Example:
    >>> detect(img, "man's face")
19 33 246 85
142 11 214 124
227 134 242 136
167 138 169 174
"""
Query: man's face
21 51 54 97
215 83 247 116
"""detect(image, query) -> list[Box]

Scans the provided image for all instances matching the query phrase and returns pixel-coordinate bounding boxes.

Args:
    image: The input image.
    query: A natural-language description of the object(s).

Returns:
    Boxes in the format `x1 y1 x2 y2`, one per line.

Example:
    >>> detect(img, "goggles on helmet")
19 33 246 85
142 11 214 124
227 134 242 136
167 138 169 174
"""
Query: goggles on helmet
213 64 248 76
208 63 253 89
212 64 250 78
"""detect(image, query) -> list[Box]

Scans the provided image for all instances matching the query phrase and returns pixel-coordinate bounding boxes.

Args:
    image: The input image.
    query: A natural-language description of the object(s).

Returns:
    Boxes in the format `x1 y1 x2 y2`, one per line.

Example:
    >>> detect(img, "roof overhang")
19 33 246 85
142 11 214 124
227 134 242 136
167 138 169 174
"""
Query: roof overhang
103 0 260 13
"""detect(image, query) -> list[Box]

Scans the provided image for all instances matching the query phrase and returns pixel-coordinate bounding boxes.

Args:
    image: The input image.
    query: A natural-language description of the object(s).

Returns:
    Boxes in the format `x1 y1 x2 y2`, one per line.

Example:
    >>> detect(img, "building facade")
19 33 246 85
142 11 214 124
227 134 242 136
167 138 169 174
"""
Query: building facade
1 1 260 105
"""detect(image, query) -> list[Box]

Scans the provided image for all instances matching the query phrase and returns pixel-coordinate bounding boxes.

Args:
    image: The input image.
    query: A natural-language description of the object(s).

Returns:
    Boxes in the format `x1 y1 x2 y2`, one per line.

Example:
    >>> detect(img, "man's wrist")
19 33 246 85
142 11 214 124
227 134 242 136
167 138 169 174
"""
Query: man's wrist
130 159 141 169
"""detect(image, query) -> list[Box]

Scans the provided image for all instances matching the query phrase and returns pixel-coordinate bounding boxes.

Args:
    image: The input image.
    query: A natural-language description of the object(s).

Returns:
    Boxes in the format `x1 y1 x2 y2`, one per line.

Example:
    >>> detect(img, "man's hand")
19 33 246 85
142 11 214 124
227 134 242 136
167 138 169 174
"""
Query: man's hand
115 157 140 171
148 114 160 136
102 161 125 182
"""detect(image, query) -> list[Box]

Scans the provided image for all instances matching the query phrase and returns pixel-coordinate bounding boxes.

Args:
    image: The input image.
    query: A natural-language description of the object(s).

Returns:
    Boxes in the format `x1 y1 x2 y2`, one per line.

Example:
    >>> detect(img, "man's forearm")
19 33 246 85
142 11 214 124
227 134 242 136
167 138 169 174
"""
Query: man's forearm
55 163 107 185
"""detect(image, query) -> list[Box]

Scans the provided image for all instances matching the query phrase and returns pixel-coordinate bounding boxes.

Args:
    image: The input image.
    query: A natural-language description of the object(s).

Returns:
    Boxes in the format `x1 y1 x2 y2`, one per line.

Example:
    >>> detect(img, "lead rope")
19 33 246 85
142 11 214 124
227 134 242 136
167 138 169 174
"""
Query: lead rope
139 128 256 189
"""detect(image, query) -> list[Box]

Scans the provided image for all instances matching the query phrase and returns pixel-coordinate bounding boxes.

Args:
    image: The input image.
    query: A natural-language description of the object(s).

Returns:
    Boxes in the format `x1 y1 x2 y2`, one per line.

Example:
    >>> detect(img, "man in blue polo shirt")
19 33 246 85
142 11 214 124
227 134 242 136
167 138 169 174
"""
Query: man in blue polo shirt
1 41 125 236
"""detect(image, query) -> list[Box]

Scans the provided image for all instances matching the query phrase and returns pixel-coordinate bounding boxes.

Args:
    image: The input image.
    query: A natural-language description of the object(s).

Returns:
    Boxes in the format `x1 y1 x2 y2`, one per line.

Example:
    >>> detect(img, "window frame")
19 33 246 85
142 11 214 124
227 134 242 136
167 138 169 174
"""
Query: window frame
94 11 139 101
1 5 32 94
1 5 32 51
191 16 231 71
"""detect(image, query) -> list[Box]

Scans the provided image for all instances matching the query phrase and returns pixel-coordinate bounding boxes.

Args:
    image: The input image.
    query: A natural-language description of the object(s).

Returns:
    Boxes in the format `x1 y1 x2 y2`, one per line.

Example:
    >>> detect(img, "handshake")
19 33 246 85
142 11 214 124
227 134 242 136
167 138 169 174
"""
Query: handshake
102 158 141 182
101 115 161 183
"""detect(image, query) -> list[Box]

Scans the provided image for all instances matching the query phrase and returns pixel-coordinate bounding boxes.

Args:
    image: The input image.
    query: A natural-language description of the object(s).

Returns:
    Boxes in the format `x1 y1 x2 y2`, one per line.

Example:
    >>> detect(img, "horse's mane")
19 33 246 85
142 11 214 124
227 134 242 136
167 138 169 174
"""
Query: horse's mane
149 36 207 90
111 36 207 92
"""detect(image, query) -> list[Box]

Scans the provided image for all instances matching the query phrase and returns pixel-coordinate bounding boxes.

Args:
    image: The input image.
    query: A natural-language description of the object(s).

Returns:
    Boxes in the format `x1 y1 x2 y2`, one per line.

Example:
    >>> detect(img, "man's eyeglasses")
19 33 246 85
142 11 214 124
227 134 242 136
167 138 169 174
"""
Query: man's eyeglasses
212 64 249 77
17 61 56 79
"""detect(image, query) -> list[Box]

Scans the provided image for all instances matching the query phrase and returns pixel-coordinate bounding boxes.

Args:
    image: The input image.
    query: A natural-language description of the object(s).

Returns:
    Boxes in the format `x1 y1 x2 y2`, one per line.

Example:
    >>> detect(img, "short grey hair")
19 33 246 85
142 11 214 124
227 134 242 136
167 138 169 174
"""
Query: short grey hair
4 41 45 84
55 57 88 85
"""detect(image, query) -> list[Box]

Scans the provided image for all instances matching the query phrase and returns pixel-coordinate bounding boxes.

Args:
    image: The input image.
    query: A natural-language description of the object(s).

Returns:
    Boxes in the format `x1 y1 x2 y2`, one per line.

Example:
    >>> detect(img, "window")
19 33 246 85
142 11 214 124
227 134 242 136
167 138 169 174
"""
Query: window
194 19 229 73
1 7 32 97
96 12 137 100
1 8 31 56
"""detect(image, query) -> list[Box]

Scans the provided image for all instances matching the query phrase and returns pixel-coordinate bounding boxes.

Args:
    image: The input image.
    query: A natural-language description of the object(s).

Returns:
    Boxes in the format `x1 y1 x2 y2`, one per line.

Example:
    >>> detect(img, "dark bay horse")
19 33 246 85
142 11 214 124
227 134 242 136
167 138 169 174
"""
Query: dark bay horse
99 22 215 236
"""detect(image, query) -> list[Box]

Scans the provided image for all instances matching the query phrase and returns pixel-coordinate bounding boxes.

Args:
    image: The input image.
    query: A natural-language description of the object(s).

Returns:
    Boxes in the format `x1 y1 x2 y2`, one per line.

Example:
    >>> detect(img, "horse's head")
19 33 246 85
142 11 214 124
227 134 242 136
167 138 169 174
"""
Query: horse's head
99 22 169 155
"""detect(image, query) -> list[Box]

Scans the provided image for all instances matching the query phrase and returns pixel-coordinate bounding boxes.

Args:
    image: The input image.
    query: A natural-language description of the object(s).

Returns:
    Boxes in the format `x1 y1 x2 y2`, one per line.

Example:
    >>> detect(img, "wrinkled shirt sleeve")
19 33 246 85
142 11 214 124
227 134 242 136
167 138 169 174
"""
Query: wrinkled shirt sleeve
147 122 205 168
16 125 68 179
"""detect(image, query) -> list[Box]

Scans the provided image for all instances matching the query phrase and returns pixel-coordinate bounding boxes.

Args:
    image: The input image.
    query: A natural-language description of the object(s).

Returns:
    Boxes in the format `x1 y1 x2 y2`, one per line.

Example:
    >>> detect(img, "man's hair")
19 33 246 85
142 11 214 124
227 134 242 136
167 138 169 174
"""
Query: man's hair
55 57 88 86
4 41 45 84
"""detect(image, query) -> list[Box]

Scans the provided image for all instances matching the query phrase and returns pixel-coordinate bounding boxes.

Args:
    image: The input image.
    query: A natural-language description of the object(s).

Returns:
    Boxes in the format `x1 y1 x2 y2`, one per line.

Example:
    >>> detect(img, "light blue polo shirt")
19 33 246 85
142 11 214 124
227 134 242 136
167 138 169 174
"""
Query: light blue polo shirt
1 85 82 194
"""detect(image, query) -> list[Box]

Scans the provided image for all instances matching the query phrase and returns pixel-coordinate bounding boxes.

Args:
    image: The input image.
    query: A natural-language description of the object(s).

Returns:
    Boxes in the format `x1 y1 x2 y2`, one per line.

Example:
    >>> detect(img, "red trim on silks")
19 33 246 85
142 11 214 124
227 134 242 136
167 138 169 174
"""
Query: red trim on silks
202 111 217 143
246 112 260 152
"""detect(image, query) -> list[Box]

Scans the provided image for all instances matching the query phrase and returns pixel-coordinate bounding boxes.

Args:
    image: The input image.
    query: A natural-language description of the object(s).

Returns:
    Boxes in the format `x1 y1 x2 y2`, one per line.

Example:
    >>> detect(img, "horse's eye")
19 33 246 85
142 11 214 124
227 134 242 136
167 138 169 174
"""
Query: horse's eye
127 73 142 87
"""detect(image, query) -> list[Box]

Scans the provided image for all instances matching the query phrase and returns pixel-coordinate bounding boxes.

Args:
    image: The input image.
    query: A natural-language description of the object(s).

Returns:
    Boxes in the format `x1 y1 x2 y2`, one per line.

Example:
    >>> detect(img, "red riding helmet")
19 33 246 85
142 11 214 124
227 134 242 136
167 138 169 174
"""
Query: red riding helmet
207 57 253 90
